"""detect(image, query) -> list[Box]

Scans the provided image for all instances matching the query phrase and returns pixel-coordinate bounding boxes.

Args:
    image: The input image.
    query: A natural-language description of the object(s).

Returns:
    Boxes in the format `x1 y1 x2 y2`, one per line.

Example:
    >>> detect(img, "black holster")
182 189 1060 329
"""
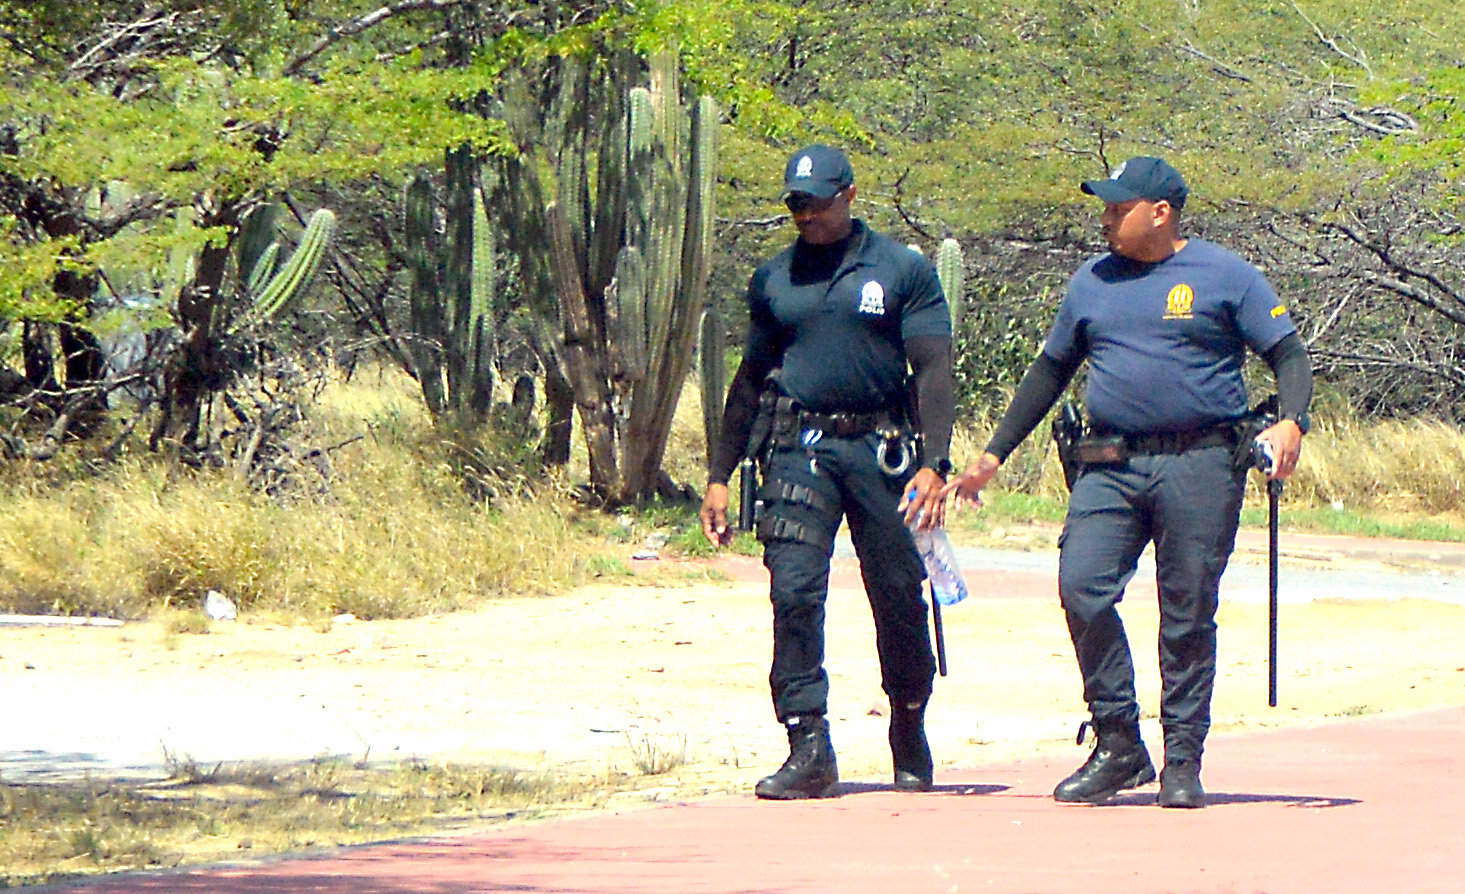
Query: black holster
1232 394 1279 472
1051 402 1085 491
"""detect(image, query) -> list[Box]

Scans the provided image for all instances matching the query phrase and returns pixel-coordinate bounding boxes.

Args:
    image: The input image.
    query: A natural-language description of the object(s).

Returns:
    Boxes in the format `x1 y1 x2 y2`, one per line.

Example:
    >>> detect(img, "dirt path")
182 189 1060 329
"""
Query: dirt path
5 527 1465 792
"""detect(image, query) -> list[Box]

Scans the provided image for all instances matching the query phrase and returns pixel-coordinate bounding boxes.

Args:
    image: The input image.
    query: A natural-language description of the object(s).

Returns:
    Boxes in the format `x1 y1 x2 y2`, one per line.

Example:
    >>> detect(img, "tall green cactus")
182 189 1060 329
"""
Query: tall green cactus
936 237 965 326
251 209 335 321
699 308 726 468
486 49 719 504
236 202 280 289
405 170 447 415
229 206 335 332
403 145 497 423
612 54 718 500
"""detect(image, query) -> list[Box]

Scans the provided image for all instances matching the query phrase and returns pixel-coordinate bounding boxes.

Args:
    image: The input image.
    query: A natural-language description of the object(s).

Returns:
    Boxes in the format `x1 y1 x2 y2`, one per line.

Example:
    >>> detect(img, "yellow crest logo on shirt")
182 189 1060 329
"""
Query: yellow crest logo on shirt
1165 283 1195 320
1271 304 1287 318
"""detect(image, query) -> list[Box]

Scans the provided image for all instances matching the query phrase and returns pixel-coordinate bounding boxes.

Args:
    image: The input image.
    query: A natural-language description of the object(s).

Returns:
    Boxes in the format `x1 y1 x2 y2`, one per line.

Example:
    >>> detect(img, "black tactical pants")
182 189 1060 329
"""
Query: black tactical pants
1058 443 1246 763
757 434 935 722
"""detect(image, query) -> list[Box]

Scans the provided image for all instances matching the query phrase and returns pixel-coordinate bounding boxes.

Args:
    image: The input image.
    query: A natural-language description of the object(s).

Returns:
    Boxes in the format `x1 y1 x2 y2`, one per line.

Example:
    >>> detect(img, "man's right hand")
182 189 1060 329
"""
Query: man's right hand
700 483 734 547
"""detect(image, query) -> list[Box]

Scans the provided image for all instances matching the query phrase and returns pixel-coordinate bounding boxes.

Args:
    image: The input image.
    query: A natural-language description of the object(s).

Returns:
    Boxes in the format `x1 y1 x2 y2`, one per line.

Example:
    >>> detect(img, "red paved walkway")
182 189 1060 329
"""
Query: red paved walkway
48 705 1465 894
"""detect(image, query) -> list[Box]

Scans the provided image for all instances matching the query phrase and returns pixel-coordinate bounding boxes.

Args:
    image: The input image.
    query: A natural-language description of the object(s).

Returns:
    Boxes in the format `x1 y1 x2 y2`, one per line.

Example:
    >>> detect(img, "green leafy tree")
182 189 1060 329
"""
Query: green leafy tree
0 1 510 456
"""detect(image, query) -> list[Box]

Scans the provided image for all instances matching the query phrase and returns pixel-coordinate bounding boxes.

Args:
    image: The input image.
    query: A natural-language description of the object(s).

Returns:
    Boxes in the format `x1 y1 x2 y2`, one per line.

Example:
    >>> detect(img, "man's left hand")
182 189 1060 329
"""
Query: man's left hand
1255 418 1305 481
898 467 948 531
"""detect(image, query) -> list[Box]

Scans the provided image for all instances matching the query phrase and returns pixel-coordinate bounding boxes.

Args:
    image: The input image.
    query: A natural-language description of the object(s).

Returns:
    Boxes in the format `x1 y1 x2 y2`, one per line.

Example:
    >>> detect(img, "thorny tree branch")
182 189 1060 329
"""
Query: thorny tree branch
1 371 149 461
66 7 216 90
1305 213 1465 319
891 169 937 242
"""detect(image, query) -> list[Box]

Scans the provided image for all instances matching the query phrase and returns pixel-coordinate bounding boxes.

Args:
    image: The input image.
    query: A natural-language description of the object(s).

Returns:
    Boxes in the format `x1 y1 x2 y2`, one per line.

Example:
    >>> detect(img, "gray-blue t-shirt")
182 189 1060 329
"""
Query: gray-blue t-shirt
1043 239 1297 433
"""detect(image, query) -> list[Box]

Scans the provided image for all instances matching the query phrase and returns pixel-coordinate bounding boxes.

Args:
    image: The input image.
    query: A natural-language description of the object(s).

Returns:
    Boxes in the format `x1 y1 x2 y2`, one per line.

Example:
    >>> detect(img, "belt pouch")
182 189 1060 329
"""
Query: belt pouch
1075 434 1129 465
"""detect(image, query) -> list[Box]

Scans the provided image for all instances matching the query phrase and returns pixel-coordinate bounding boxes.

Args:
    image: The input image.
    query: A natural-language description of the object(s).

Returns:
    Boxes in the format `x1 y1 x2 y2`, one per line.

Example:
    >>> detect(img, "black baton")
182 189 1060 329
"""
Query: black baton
737 459 757 531
1268 478 1282 707
931 581 948 677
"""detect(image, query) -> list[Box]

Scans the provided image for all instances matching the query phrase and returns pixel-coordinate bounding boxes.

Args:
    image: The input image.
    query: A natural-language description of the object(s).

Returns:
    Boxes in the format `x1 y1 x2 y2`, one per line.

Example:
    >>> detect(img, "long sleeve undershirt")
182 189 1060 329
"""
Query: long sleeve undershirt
983 333 1313 462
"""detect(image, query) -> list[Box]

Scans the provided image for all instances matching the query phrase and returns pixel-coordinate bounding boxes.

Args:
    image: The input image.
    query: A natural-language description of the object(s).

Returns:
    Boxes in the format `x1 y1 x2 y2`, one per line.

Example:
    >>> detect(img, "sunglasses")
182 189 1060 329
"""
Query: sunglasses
785 188 846 215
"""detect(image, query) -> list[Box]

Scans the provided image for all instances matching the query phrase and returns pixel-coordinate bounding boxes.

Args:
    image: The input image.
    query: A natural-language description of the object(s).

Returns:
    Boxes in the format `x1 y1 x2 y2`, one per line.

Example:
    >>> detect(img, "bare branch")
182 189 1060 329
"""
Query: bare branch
69 10 177 76
723 215 790 229
1310 214 1465 315
890 170 937 242
1313 347 1465 388
1324 99 1418 136
1178 43 1253 83
374 30 454 66
1359 271 1465 327
1289 1 1372 76
283 0 466 77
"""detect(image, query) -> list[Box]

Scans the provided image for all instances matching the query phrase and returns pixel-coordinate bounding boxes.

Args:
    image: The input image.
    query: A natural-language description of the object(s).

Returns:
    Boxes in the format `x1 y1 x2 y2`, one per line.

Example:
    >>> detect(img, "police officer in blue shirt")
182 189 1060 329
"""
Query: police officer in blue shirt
700 144 957 799
946 157 1313 808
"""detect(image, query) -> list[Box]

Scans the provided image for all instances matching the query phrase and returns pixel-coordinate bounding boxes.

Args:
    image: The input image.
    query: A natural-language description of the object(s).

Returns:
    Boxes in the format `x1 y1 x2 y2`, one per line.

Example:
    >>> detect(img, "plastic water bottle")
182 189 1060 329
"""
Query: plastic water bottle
910 520 969 607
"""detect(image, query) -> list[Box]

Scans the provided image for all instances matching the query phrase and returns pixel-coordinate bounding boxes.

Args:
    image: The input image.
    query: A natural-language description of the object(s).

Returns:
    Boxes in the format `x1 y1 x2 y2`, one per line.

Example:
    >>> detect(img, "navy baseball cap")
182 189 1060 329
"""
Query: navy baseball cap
782 144 854 199
1081 156 1189 208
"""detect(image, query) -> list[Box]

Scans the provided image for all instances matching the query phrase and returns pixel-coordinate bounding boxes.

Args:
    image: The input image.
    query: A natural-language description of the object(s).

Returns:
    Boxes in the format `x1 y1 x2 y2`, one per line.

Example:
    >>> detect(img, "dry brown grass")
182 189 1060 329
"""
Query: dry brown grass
0 369 614 621
0 758 635 888
949 402 1465 536
1287 415 1465 515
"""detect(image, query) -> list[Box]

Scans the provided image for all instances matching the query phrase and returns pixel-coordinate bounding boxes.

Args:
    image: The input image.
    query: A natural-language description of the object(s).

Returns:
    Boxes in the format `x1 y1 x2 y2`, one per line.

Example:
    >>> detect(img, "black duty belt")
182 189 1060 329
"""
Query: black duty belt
1123 425 1236 455
795 409 893 437
770 396 900 439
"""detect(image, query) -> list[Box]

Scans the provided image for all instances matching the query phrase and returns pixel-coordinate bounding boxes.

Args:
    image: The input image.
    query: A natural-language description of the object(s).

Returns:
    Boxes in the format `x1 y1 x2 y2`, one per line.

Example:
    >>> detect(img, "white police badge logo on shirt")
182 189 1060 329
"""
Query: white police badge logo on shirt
858 280 886 315
795 155 814 179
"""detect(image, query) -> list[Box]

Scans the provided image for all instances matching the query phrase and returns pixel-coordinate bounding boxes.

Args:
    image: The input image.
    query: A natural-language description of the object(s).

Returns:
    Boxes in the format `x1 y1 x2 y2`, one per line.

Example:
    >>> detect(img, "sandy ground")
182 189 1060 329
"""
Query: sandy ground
4 527 1465 793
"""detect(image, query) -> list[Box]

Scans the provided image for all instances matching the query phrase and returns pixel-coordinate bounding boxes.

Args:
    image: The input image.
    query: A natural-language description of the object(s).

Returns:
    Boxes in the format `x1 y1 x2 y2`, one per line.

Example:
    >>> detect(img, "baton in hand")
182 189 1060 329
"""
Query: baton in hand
1267 477 1282 707
1252 438 1283 707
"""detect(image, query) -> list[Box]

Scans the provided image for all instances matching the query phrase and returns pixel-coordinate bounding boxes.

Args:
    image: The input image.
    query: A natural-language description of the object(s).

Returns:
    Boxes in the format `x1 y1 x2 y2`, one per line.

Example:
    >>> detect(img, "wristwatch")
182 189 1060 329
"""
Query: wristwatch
1283 412 1311 435
931 458 954 479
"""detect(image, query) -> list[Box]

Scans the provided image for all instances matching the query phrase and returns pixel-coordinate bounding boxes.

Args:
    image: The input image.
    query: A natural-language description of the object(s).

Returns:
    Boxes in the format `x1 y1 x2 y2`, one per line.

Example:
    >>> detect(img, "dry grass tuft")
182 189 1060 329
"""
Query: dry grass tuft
1286 415 1465 515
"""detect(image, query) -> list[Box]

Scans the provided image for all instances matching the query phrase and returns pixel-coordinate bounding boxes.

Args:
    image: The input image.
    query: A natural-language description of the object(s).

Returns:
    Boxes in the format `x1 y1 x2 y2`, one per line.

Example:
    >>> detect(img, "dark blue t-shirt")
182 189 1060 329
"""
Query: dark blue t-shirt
746 220 951 413
1043 239 1297 433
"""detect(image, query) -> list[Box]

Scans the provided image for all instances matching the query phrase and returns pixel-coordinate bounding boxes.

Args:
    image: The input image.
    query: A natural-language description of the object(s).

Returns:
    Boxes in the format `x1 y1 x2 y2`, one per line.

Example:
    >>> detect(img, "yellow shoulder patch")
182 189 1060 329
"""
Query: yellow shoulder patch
1271 304 1287 318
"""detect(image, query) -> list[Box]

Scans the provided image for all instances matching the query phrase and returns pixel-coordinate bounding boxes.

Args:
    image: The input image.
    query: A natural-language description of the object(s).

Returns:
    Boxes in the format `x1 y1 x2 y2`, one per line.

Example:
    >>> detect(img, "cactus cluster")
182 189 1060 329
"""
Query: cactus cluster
490 49 718 502
403 145 496 422
611 56 719 494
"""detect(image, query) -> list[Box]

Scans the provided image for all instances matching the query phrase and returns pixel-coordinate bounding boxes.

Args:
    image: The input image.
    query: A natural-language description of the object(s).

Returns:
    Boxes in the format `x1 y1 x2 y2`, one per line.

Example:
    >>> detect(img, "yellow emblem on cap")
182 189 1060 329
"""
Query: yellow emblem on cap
1164 283 1195 320
1271 304 1287 318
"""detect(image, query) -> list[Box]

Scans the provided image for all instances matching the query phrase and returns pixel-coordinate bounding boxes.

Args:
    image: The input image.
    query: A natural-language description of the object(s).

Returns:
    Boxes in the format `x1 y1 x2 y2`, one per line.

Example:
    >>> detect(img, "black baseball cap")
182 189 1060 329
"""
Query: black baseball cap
782 144 854 199
1081 156 1188 209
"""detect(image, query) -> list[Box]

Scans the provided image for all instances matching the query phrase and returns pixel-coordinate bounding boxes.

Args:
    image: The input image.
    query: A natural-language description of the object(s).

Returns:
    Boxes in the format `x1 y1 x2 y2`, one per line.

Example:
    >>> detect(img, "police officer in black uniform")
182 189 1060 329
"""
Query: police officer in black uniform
946 157 1313 808
700 144 957 799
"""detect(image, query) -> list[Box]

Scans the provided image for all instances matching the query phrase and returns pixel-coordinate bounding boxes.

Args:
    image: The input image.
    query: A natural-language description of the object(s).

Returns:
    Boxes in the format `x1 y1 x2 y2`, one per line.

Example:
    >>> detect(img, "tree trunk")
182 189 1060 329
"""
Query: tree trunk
153 220 236 453
542 365 574 467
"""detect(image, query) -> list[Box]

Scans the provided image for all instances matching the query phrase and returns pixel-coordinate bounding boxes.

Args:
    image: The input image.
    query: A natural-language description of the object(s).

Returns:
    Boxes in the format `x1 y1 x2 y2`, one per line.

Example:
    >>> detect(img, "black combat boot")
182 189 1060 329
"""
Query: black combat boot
1157 757 1206 808
1052 719 1156 803
755 714 840 800
889 698 933 792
